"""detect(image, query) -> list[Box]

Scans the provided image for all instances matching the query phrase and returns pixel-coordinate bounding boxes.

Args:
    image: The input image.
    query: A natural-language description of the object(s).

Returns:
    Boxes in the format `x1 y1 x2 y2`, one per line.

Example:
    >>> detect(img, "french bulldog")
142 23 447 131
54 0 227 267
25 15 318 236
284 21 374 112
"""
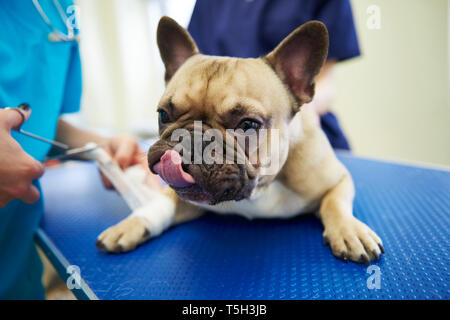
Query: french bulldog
96 17 384 263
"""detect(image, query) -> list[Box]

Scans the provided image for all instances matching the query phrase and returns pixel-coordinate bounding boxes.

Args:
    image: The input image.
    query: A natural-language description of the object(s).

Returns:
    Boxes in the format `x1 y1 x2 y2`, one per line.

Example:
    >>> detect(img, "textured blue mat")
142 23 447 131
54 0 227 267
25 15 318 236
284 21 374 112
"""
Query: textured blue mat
38 154 450 300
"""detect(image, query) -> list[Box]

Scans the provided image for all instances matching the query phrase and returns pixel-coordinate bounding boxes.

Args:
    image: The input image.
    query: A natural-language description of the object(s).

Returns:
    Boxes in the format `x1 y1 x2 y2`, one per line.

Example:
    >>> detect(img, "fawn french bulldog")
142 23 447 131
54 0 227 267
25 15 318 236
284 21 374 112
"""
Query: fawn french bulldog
96 17 384 263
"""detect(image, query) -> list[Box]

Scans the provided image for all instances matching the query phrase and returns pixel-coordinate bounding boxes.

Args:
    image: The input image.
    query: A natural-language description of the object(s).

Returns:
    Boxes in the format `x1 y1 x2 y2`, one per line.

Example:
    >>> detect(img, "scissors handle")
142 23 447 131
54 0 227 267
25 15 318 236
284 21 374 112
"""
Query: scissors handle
5 103 70 150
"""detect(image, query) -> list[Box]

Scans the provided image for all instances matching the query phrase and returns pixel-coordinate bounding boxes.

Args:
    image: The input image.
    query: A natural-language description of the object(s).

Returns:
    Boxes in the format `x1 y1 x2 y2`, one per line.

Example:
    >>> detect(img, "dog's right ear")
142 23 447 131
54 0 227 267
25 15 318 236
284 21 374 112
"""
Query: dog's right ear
157 16 199 83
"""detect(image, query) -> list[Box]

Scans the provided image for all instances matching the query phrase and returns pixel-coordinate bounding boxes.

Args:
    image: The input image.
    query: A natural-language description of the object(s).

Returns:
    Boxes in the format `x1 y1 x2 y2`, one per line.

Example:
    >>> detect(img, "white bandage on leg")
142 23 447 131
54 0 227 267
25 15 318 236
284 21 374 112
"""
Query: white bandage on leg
116 164 177 237
130 192 176 238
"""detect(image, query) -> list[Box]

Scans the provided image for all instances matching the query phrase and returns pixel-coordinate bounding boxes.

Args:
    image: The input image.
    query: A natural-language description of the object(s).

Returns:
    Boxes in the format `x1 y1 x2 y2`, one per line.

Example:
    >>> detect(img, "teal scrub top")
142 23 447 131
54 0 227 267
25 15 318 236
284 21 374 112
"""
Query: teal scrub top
0 0 81 299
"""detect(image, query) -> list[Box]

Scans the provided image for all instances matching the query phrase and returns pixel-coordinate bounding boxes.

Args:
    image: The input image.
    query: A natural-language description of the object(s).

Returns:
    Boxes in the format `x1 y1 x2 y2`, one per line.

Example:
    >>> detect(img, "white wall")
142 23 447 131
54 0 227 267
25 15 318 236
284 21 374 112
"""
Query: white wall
334 0 449 166
71 0 195 137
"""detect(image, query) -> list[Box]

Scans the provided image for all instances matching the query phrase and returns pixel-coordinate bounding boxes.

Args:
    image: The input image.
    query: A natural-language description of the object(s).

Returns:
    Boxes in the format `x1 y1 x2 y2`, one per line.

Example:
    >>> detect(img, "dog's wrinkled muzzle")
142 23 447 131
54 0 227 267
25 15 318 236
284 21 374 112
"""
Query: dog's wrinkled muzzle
147 126 257 204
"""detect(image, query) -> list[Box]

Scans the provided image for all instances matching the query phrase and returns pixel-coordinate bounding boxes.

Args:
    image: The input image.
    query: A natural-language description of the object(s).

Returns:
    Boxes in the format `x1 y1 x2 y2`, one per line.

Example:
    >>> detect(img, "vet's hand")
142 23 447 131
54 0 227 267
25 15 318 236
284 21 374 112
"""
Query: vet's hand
0 108 45 207
101 134 163 191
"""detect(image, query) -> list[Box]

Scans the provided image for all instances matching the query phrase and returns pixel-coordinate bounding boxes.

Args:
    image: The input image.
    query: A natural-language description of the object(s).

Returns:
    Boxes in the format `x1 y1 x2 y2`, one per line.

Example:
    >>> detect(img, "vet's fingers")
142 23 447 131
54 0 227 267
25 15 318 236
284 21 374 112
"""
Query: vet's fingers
132 149 149 168
0 193 13 208
19 184 41 204
144 172 164 191
113 141 137 169
132 149 164 191
99 144 120 189
18 154 45 181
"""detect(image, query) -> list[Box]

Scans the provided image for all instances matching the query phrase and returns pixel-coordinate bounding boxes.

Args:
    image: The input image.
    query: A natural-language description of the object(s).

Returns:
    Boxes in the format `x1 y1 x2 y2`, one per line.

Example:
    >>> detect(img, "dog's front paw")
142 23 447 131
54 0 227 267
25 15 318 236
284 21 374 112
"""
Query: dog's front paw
96 216 151 253
323 217 384 264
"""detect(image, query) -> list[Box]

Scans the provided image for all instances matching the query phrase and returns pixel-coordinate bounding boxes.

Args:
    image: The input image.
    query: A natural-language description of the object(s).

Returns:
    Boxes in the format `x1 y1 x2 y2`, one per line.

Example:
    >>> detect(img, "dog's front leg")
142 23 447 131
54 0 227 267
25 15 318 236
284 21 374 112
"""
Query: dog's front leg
96 187 203 253
319 174 384 263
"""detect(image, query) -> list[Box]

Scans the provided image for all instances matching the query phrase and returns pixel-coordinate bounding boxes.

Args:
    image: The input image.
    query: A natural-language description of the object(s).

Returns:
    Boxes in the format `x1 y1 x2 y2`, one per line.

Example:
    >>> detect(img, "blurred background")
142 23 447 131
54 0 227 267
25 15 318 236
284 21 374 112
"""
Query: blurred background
68 0 449 166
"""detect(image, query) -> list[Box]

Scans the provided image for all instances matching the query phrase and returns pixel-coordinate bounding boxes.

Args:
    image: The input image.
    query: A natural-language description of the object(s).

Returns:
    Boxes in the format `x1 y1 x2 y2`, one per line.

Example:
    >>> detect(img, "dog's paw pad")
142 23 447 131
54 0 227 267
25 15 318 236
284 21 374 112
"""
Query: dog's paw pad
323 217 384 264
96 216 151 253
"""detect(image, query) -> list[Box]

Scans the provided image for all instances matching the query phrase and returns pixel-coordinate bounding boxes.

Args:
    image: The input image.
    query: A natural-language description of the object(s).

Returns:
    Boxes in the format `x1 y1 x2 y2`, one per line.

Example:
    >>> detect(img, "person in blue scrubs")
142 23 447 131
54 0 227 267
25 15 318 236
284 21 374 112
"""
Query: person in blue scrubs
0 1 158 299
188 0 360 150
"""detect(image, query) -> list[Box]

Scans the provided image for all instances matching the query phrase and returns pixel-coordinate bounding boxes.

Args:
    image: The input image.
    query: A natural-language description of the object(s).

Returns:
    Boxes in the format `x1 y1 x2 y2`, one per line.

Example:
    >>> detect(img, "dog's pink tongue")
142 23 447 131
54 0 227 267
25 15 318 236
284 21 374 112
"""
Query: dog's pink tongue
153 150 195 188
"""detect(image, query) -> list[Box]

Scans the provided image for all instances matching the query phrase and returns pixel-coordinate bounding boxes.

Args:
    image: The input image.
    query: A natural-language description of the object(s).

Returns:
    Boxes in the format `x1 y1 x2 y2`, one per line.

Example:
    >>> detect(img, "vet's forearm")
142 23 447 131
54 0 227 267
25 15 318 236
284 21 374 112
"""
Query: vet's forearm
55 118 109 148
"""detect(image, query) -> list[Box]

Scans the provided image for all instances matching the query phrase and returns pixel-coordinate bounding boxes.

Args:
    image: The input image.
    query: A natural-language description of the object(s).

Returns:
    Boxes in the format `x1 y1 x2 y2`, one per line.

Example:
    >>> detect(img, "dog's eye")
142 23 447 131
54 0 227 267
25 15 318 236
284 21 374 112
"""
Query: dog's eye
237 119 261 132
158 109 170 124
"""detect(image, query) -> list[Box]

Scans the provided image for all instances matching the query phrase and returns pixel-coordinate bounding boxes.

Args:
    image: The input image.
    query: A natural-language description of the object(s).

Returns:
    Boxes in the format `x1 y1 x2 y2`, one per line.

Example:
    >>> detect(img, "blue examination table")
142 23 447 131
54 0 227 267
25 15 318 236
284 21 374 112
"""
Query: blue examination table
37 154 449 300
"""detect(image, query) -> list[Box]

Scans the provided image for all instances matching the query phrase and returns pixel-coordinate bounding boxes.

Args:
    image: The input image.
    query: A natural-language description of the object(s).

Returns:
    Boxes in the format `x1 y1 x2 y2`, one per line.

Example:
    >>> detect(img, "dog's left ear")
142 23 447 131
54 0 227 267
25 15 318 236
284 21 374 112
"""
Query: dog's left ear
157 16 199 83
265 21 329 106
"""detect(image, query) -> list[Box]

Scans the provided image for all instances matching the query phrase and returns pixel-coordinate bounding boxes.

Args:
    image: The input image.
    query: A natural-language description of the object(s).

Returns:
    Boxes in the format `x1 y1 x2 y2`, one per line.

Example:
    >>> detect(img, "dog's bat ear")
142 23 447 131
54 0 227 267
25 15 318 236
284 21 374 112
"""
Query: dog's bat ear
157 16 199 83
265 21 329 106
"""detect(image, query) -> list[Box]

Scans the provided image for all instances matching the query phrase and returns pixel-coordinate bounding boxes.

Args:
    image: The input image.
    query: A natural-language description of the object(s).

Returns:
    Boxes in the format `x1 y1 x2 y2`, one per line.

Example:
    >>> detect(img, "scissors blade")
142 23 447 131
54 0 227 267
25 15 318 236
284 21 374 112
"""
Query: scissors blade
17 129 69 150
44 144 102 162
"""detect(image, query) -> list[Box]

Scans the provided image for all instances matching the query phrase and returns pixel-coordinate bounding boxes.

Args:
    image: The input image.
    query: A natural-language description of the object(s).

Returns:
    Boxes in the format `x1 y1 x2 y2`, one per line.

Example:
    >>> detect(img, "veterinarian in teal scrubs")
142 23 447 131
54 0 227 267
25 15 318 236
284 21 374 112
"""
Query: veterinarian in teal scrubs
0 0 156 299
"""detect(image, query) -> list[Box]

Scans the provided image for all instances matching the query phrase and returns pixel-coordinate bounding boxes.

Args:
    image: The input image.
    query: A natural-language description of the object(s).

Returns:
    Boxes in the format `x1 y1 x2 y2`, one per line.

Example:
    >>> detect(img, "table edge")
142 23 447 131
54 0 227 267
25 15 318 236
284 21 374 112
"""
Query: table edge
35 228 99 300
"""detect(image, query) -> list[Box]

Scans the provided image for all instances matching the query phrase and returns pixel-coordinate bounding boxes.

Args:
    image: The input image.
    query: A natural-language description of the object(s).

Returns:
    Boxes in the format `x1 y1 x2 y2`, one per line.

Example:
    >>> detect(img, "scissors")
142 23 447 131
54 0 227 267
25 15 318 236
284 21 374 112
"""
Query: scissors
5 103 101 162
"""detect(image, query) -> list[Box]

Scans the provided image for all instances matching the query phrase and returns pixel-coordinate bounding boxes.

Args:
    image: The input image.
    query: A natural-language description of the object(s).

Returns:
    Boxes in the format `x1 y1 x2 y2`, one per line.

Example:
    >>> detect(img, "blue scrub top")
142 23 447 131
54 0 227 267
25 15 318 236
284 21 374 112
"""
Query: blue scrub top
0 0 81 299
188 0 360 150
